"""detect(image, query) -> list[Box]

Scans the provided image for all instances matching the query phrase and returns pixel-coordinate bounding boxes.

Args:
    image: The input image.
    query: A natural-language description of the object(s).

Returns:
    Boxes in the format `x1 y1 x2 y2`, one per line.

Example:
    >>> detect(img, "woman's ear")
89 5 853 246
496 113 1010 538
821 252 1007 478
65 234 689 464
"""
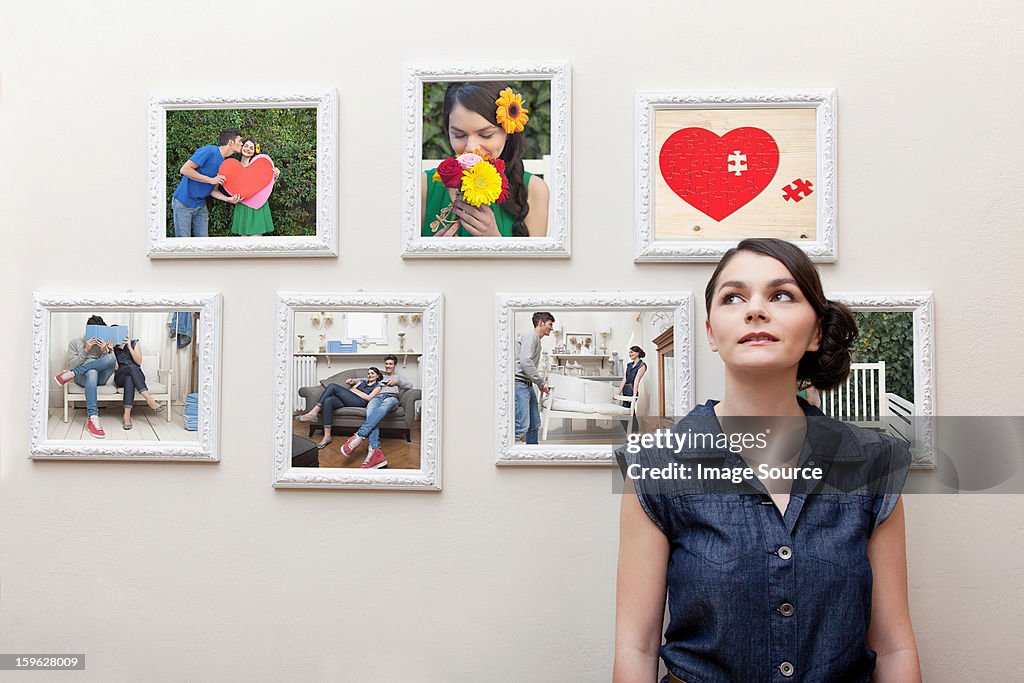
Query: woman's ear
705 319 719 353
807 323 821 353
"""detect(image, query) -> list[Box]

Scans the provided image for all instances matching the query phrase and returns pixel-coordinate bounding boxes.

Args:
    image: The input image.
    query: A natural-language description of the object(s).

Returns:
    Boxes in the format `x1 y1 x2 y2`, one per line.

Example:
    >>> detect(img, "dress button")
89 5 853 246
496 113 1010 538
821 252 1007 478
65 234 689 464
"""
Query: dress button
777 545 793 560
779 661 795 677
778 602 795 617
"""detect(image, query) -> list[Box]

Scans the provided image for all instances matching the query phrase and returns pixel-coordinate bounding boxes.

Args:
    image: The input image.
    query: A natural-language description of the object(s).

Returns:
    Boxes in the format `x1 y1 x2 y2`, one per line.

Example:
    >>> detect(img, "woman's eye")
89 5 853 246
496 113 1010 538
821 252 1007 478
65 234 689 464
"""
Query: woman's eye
721 293 743 304
771 291 795 302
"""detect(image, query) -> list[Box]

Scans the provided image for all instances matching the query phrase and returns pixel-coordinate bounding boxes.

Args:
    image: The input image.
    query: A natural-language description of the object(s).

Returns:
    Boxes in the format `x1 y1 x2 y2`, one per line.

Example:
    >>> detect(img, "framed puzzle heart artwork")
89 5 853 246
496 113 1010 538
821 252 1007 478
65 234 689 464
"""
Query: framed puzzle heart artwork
635 89 837 263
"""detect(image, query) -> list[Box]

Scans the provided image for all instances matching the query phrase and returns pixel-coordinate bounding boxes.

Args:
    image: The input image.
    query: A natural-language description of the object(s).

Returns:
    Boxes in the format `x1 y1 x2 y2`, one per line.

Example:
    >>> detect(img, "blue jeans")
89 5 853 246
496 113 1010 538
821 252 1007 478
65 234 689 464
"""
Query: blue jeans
114 364 148 407
515 381 540 444
356 395 400 450
172 197 209 237
73 354 116 417
318 383 368 426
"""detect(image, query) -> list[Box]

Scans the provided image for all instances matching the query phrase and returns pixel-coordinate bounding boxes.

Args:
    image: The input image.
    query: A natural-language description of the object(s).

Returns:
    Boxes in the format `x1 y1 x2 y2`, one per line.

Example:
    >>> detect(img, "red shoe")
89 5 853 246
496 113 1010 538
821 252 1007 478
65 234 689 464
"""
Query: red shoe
86 416 106 439
360 448 387 469
341 435 363 456
54 370 75 386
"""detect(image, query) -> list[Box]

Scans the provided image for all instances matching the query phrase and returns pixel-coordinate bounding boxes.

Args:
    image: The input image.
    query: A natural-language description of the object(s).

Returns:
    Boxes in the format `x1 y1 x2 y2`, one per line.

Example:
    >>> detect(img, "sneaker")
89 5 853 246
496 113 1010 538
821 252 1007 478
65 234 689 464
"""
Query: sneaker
360 448 387 469
54 370 75 386
340 434 364 456
87 416 106 439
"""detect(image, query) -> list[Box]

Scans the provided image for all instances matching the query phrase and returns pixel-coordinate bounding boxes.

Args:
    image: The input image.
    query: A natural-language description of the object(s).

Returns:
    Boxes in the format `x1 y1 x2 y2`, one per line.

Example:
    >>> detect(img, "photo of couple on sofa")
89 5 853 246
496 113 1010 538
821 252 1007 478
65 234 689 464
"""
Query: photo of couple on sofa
295 355 420 469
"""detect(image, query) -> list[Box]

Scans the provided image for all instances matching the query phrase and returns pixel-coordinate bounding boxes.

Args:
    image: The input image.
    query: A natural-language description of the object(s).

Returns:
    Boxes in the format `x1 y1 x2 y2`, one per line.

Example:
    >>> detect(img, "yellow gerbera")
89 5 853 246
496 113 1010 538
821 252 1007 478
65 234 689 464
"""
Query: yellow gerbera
460 161 503 207
495 87 529 134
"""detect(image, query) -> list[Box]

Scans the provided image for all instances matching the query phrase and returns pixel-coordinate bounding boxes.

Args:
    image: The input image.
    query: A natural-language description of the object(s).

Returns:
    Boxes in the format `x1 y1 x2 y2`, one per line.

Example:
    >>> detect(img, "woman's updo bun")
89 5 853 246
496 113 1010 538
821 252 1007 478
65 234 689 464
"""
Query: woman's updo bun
629 345 646 359
797 300 857 392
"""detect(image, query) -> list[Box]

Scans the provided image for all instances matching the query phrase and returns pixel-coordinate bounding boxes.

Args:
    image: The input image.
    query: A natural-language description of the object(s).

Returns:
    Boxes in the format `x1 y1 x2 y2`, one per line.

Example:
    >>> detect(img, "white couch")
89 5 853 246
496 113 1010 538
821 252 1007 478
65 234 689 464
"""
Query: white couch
540 374 636 440
63 354 172 422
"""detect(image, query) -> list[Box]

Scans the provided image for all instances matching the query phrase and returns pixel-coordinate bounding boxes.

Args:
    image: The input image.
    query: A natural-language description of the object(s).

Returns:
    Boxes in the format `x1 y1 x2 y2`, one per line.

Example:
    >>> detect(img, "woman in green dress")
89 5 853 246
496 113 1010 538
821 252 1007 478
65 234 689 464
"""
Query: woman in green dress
230 137 279 236
421 82 549 237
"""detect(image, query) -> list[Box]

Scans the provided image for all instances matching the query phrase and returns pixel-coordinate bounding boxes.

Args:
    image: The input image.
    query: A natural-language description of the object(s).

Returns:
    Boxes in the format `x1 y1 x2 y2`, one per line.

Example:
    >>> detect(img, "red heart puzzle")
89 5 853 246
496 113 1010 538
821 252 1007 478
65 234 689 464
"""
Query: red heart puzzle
219 157 274 200
659 127 779 222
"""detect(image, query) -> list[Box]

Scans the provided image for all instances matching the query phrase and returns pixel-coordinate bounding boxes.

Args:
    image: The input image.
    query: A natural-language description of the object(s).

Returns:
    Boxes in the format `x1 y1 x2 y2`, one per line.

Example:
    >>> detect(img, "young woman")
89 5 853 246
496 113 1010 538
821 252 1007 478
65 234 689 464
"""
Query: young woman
229 137 279 236
614 238 919 682
420 81 549 237
112 334 166 430
296 368 383 450
614 346 647 433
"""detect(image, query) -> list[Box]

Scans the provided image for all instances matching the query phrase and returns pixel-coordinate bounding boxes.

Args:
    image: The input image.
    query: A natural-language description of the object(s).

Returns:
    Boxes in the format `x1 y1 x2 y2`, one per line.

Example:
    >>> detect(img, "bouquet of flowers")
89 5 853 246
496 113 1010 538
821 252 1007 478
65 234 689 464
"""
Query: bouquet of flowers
427 149 510 235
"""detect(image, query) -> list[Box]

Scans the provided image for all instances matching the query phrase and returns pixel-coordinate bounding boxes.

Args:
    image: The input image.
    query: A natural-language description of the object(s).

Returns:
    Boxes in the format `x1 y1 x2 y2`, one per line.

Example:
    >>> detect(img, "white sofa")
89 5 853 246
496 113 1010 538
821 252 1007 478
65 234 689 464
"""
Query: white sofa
540 374 636 440
63 354 172 422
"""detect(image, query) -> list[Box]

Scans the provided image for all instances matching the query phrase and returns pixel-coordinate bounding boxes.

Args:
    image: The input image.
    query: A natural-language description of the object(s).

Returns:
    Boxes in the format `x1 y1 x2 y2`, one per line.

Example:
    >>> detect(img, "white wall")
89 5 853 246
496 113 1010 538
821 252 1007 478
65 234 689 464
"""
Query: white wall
1 1 1023 680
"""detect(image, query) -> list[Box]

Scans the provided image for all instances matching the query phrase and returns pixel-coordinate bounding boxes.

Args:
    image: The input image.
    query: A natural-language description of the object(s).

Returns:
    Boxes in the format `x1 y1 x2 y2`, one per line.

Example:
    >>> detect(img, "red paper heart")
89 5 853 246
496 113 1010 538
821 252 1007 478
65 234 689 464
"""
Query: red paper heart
659 127 779 222
219 157 274 200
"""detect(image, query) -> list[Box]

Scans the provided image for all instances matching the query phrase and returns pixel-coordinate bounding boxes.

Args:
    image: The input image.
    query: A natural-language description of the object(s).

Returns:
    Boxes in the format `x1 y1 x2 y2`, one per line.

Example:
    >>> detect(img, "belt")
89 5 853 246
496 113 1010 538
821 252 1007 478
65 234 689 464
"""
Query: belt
668 674 687 683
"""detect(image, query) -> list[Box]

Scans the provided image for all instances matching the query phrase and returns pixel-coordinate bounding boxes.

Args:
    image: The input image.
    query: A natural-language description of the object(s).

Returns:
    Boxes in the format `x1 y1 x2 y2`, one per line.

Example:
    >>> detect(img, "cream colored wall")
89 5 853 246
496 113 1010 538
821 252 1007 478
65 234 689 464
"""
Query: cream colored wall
1 1 1023 680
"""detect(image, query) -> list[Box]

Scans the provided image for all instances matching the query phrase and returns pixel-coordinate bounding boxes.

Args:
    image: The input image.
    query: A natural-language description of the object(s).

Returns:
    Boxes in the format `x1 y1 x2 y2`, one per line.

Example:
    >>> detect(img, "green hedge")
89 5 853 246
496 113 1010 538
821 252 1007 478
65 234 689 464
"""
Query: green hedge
165 108 317 237
851 311 915 402
422 81 551 162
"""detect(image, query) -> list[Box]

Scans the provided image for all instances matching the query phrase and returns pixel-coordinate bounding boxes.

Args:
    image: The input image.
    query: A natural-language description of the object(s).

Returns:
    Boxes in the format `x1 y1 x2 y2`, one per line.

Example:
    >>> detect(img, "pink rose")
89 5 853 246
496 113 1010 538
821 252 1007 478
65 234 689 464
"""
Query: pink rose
456 152 483 169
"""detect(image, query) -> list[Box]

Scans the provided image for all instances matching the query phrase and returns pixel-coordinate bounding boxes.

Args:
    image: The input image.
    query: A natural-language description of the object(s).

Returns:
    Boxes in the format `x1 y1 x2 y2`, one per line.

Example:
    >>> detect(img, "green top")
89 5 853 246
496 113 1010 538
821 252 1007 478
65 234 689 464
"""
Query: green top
422 168 532 237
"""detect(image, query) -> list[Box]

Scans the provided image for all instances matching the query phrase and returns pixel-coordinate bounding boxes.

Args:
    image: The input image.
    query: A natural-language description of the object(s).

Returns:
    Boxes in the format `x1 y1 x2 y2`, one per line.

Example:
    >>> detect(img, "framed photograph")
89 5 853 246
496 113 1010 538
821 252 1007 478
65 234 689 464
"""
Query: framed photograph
636 89 837 262
563 332 595 355
147 91 338 258
273 292 443 490
401 63 571 258
826 292 936 467
30 293 222 460
495 293 694 465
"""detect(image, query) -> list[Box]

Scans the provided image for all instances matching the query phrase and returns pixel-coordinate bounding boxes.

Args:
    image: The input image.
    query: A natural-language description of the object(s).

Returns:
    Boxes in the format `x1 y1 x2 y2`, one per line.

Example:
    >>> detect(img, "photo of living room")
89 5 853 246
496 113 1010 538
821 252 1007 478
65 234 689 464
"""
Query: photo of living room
290 309 423 470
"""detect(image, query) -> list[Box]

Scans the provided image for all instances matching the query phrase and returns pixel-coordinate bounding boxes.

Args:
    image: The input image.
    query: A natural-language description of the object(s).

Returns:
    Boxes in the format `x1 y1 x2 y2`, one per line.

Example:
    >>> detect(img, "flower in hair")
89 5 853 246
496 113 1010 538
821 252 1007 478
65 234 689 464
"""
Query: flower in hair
254 142 260 154
495 87 529 134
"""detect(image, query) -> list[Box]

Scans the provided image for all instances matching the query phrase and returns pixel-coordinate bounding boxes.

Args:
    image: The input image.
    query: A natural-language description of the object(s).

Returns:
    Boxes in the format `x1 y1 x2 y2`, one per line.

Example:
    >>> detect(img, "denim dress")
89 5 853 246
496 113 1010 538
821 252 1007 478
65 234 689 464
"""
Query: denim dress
623 399 911 683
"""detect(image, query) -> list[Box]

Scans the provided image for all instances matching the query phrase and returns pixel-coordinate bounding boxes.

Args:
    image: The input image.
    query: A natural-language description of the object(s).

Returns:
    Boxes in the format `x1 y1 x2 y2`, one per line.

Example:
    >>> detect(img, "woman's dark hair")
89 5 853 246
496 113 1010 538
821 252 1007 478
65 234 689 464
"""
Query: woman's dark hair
367 367 383 382
704 238 857 391
628 345 646 359
443 81 530 236
86 315 106 326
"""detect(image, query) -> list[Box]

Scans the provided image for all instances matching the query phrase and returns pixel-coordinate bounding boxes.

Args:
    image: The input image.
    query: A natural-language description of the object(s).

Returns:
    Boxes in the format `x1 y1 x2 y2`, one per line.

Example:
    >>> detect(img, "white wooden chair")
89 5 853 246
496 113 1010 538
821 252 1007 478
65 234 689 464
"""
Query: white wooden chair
540 374 638 440
64 353 173 422
819 362 888 428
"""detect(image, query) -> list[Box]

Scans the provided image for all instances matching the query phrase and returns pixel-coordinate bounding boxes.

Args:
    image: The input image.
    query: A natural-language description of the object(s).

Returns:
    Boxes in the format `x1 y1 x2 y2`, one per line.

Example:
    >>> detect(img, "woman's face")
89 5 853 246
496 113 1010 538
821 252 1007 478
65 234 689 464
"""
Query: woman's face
628 349 639 361
367 370 380 383
706 251 820 374
447 103 507 159
241 140 256 158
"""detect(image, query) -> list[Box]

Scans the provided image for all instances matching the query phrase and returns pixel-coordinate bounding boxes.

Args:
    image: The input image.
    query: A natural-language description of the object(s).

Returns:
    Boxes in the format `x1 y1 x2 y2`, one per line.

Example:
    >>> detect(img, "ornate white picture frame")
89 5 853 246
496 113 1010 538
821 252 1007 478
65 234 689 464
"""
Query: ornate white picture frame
829 292 935 467
147 90 338 259
636 89 837 263
273 292 443 489
30 292 222 460
401 63 571 258
495 292 694 465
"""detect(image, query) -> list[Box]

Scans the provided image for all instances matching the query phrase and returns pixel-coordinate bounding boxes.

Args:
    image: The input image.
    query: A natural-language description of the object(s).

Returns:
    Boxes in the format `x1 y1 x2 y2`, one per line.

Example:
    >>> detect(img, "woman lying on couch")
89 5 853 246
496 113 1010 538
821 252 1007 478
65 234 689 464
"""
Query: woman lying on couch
296 367 383 449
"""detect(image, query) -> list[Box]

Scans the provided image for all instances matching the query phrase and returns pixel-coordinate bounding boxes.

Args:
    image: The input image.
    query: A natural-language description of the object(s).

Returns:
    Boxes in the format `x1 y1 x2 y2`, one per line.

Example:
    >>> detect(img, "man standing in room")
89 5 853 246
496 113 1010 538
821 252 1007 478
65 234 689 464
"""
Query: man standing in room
515 312 554 444
170 127 244 237
341 355 413 469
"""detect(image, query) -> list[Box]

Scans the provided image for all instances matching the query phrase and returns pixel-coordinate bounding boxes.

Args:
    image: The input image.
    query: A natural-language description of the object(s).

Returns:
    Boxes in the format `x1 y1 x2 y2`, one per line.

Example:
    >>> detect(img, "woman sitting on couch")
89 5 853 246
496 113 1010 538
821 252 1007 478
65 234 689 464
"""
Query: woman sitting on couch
296 367 383 449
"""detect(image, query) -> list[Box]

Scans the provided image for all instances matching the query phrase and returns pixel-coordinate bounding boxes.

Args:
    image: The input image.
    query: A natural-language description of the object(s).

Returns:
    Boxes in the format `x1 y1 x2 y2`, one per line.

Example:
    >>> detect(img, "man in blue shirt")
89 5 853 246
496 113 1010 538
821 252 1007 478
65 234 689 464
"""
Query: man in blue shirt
171 127 244 237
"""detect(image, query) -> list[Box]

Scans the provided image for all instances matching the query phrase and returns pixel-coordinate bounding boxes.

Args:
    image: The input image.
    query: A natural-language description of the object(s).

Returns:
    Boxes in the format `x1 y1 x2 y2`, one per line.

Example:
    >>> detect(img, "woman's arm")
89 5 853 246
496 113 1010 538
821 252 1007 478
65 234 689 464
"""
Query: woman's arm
350 383 383 401
866 497 921 682
613 489 668 683
128 340 143 366
524 175 549 237
633 365 647 392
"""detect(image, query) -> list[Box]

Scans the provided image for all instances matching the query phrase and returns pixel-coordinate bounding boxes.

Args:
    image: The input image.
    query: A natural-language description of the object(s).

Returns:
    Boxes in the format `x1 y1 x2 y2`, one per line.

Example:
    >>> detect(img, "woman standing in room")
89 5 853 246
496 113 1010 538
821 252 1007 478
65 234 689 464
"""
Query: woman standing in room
614 238 919 682
421 81 549 237
112 334 166 430
296 368 383 450
615 346 647 432
229 137 279 236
